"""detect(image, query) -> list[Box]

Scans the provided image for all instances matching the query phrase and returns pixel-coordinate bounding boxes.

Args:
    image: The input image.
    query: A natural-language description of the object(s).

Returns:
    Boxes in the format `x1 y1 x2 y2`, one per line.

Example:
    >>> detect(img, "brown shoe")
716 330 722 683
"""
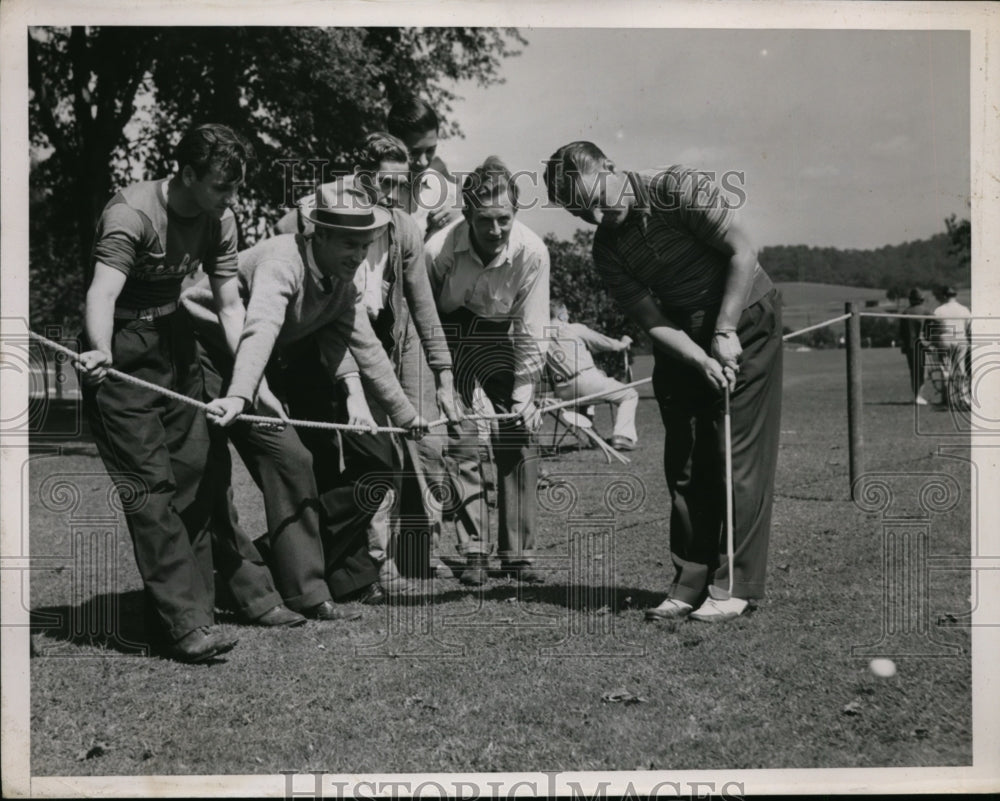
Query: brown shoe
252 605 306 628
431 560 456 580
609 436 637 452
379 560 416 596
305 600 363 621
166 626 238 663
460 554 490 586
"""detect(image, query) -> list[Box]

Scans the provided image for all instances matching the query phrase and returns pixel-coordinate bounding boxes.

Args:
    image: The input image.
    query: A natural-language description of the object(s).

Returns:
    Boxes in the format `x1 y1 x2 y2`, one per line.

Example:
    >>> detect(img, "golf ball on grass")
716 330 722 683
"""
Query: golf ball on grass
869 658 897 678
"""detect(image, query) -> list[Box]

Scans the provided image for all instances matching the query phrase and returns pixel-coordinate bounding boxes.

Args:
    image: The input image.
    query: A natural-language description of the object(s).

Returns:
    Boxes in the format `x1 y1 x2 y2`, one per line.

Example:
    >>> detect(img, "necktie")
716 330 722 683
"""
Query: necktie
320 276 334 295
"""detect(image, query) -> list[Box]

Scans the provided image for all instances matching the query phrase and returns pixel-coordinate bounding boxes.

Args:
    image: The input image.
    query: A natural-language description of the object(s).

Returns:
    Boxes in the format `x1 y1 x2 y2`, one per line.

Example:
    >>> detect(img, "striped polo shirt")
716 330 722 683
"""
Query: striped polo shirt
592 167 772 316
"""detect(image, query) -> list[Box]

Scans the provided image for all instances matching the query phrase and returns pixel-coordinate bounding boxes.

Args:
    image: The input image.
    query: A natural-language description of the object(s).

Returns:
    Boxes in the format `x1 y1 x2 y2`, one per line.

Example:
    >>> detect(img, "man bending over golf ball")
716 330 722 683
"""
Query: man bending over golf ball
544 142 783 622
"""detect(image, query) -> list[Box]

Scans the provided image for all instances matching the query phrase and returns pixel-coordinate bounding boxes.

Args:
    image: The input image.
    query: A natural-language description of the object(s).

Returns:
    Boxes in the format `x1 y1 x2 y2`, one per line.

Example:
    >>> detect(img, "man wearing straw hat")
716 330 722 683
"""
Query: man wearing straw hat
275 134 470 591
544 142 782 622
184 181 428 609
75 124 254 662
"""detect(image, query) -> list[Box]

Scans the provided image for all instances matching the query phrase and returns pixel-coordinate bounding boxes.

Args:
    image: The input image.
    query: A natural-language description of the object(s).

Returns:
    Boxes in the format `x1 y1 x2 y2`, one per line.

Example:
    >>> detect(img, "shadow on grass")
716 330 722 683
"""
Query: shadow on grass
378 582 668 614
31 580 671 658
32 589 157 658
31 591 231 664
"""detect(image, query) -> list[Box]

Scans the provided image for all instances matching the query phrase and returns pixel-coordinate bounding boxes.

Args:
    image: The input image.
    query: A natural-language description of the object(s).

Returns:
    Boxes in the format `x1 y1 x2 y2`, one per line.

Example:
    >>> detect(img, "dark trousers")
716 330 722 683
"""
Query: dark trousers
279 340 389 598
440 308 538 564
199 345 331 615
904 347 925 398
652 289 783 603
82 314 215 642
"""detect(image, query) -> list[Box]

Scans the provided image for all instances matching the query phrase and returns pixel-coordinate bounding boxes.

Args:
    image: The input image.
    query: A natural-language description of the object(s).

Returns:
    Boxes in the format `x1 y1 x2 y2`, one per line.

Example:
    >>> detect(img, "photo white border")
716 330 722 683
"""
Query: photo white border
2 0 998 797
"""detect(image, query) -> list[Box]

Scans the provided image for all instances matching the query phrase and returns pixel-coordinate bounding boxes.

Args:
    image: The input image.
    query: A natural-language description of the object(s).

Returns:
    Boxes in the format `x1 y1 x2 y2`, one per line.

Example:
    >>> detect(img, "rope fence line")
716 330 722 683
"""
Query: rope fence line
858 311 945 320
781 313 851 341
26 306 921 434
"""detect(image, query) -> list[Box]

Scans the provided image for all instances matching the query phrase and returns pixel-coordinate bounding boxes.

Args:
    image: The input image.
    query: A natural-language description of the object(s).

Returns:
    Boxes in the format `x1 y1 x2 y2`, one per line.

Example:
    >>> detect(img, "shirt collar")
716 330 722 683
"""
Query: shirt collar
304 237 324 285
454 220 515 269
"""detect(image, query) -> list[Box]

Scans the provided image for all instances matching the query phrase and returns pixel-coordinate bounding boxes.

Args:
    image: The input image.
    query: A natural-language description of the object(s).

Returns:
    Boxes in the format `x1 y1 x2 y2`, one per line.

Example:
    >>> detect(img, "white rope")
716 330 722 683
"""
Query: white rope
858 311 942 320
781 313 851 341
27 330 409 434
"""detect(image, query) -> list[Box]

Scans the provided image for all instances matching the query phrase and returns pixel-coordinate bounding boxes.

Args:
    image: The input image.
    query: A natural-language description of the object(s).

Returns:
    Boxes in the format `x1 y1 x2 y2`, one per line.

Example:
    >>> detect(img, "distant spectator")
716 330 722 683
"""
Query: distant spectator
546 301 639 451
930 286 972 408
898 288 930 405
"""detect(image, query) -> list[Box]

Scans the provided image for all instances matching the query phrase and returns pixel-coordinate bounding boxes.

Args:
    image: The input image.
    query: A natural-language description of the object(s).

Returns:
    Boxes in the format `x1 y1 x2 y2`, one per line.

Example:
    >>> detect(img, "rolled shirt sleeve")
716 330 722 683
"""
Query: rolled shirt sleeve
206 210 240 280
92 203 145 277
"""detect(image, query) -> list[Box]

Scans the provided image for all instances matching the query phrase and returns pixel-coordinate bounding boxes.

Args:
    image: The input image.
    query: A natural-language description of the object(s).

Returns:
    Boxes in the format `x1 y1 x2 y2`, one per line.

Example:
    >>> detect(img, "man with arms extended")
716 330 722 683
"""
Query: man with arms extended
425 156 550 585
189 182 429 607
76 123 254 662
547 299 639 451
545 142 782 622
274 134 468 591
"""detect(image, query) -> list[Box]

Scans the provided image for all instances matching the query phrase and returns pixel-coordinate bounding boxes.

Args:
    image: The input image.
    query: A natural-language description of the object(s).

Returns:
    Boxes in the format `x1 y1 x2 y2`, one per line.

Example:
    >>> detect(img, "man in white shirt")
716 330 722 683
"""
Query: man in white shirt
387 96 461 240
930 286 972 408
425 156 550 585
547 301 639 450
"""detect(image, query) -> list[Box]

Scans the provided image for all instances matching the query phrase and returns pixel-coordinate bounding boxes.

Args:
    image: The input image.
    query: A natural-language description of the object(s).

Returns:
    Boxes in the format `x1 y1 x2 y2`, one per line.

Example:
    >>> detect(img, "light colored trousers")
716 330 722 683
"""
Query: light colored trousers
553 367 639 443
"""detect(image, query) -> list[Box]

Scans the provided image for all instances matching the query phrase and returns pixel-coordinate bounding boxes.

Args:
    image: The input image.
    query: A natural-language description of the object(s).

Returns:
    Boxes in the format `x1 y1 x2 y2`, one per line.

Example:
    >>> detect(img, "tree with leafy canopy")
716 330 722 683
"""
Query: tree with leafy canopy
28 25 525 330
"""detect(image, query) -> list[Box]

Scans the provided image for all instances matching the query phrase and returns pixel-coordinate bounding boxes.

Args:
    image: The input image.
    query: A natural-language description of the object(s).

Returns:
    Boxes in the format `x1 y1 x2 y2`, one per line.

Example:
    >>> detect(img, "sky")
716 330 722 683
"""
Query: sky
437 28 970 250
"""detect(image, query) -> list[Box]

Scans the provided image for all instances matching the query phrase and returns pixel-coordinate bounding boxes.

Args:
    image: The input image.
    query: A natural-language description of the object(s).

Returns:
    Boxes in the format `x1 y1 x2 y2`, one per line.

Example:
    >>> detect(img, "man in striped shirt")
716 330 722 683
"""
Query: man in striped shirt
544 142 783 622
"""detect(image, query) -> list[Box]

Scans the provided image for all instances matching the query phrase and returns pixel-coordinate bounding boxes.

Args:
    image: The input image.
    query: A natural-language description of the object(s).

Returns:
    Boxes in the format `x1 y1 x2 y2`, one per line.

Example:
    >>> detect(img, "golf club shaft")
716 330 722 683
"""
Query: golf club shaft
724 384 734 596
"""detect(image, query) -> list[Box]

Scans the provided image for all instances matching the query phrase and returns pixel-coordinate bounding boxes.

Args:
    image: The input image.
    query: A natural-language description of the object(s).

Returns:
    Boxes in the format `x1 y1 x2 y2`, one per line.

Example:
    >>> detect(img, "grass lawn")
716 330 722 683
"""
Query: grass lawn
26 347 972 776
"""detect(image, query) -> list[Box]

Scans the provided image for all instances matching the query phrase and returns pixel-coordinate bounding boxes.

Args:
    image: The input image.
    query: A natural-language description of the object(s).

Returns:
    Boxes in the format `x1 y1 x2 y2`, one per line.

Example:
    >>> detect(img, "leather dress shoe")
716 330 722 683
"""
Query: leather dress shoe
338 582 386 606
305 600 363 621
460 554 490 586
498 562 546 584
253 604 306 628
644 597 693 622
379 560 416 596
165 626 238 663
431 560 456 580
609 436 637 452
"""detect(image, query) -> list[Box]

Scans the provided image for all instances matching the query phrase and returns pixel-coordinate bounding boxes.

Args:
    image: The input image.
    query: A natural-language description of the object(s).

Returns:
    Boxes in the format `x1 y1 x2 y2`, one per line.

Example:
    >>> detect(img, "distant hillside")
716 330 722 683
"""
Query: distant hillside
760 233 968 295
776 282 886 307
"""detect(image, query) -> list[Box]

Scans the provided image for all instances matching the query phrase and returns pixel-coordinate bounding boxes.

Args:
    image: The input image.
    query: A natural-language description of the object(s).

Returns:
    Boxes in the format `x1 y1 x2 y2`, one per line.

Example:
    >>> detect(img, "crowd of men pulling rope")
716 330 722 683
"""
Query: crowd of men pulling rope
34 96 969 664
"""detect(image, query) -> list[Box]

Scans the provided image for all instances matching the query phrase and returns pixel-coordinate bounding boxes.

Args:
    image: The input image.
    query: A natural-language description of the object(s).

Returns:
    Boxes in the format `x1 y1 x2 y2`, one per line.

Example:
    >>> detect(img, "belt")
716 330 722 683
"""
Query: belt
113 300 179 321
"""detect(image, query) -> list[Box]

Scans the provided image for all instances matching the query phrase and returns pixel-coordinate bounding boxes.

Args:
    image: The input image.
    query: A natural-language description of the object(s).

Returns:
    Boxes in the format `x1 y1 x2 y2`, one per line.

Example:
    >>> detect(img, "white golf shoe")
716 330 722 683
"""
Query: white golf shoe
644 597 693 621
689 595 748 622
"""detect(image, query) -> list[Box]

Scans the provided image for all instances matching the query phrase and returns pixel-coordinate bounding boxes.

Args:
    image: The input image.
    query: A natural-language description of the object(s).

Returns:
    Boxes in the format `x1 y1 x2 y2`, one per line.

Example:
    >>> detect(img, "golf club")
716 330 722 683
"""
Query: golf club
724 382 734 597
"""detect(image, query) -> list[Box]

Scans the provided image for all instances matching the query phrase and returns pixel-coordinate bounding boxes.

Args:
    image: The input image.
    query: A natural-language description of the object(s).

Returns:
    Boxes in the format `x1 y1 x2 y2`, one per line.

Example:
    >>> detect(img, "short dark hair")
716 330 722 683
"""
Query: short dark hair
387 97 439 140
355 132 409 174
174 123 256 181
462 156 519 210
544 141 608 206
